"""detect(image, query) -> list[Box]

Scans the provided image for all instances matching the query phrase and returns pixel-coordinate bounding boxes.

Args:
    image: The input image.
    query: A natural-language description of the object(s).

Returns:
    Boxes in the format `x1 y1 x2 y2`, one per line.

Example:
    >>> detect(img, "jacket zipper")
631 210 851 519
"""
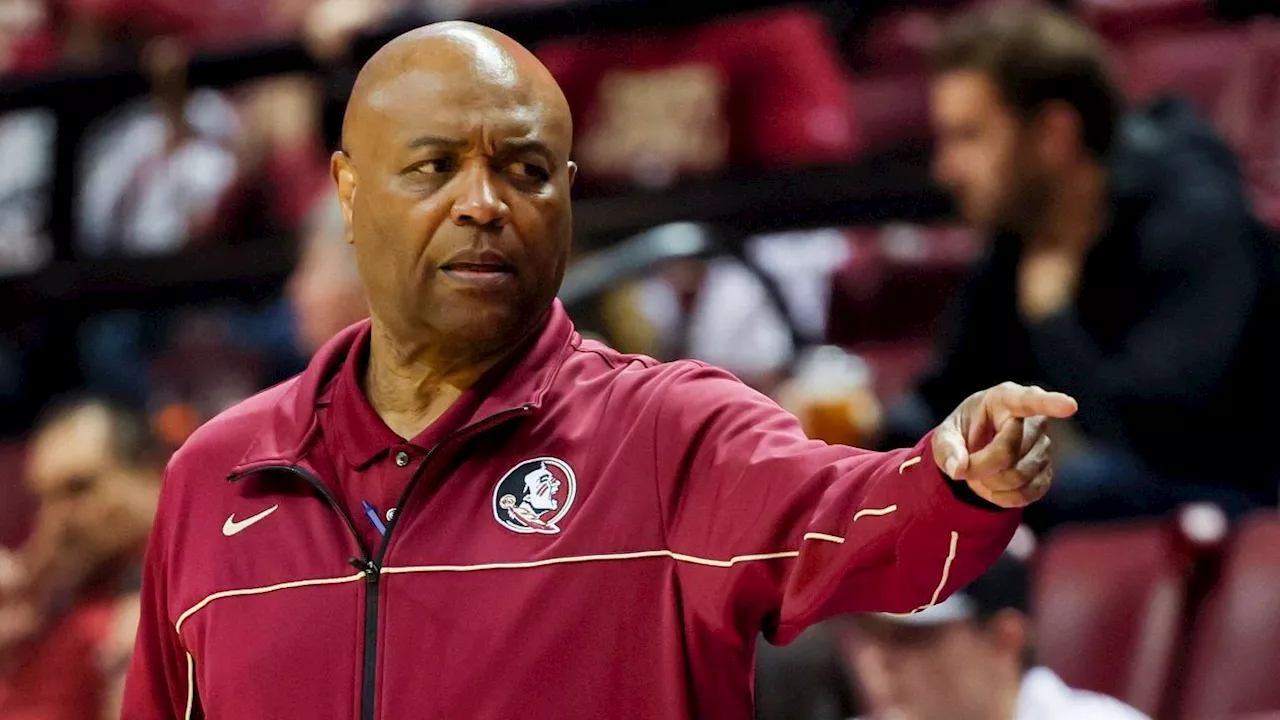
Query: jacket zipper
232 403 533 720
228 465 376 718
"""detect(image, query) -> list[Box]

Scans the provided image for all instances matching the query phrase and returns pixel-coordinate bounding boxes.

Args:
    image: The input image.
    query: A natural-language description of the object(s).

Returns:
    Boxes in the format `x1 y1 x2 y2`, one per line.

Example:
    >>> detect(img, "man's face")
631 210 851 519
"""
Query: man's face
930 70 1047 234
24 407 159 578
852 618 1005 720
335 48 575 357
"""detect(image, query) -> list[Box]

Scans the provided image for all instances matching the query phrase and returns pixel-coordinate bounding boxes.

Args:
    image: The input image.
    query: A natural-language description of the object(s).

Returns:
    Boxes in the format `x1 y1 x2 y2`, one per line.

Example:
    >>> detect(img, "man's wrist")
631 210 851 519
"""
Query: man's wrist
943 476 1006 512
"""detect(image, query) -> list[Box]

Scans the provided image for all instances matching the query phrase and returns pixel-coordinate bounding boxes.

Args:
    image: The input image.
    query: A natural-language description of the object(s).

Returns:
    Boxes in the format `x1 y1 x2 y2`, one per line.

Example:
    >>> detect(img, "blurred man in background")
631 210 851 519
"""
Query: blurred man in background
0 397 162 719
287 192 369 355
837 549 1148 720
884 8 1280 529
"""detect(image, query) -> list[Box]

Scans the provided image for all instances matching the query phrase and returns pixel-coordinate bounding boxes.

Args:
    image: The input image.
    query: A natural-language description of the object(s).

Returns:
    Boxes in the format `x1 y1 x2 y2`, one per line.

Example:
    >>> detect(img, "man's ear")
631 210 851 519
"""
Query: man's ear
331 150 357 244
567 161 578 187
988 609 1029 666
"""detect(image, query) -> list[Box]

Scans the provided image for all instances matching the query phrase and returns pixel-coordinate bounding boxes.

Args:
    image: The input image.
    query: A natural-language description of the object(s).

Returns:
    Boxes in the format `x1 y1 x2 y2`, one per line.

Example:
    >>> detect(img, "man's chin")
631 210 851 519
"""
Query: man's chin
432 302 540 351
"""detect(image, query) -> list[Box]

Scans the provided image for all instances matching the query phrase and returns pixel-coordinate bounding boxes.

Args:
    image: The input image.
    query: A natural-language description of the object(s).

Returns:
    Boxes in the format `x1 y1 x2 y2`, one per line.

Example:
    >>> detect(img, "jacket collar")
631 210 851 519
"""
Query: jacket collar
231 300 578 474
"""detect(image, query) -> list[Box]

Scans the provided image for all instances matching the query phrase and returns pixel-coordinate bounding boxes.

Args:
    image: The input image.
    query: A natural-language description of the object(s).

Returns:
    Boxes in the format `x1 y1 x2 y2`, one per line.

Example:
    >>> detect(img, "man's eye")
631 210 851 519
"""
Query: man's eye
412 158 456 175
508 162 550 182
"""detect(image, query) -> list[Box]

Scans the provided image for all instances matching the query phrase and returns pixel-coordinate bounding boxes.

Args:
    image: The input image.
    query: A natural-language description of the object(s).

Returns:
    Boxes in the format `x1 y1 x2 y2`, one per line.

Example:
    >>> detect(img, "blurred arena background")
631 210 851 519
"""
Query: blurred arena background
0 0 1276 717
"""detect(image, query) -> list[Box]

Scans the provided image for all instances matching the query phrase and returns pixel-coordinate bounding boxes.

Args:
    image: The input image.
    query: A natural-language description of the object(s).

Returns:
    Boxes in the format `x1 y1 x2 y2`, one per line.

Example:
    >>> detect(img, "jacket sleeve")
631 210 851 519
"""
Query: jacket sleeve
121 471 193 720
653 363 1019 646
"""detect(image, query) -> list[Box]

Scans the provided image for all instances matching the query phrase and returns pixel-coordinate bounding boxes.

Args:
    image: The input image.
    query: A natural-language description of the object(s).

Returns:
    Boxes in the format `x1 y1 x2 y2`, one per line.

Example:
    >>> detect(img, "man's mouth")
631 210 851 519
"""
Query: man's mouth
440 261 516 287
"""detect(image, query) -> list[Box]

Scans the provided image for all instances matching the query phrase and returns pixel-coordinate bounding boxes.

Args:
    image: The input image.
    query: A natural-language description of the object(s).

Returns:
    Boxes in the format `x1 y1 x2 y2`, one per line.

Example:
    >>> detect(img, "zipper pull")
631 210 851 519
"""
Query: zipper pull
349 557 380 583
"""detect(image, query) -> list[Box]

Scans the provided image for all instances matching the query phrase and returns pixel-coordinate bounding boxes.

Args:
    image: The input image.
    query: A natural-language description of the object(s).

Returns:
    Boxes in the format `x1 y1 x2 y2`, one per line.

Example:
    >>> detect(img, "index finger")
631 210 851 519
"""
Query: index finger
988 384 1078 420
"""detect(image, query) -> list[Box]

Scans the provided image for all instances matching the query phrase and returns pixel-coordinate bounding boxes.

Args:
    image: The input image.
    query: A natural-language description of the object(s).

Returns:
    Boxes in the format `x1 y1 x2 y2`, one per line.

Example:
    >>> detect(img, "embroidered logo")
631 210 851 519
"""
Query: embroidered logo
222 505 279 537
492 457 576 535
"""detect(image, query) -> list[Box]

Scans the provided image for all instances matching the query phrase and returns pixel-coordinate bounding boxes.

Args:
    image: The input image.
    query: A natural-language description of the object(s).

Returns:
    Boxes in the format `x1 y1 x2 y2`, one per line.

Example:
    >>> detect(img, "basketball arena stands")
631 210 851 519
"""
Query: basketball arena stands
1026 508 1280 720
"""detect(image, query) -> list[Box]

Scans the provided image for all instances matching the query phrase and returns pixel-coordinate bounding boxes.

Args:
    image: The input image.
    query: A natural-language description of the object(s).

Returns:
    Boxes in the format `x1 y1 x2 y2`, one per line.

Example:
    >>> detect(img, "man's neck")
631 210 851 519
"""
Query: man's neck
1028 160 1108 253
363 320 509 440
994 665 1025 720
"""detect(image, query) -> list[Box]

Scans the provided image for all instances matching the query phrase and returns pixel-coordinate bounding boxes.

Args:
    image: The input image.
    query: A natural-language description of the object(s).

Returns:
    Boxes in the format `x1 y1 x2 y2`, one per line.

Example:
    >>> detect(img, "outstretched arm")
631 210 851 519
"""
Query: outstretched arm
654 365 1074 644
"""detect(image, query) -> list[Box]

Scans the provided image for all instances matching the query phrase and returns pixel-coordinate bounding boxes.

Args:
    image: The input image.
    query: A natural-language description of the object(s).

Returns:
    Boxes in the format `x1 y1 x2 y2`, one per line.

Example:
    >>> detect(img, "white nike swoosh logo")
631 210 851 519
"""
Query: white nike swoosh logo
222 505 279 537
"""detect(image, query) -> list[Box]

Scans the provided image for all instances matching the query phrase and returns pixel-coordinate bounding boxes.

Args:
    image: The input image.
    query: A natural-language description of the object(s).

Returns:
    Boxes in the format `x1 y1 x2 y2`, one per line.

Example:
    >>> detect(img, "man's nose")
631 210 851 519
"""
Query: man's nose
451 165 510 229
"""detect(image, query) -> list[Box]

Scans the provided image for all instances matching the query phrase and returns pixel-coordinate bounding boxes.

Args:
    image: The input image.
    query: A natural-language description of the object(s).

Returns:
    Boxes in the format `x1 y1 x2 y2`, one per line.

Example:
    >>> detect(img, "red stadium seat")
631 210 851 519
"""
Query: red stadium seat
1176 513 1280 720
856 10 942 73
1077 0 1212 40
850 1 1049 72
824 229 887 348
825 226 977 349
1031 519 1193 717
535 7 859 188
1120 28 1254 153
846 74 932 150
0 440 35 549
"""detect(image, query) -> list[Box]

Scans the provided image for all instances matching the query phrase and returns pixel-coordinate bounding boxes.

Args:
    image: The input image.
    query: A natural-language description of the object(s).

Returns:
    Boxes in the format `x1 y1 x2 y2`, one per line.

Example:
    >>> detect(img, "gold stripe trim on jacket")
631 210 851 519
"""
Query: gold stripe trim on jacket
175 571 366 633
382 548 802 575
852 505 898 522
185 652 195 720
928 531 961 607
173 550 804 635
883 529 962 617
664 550 800 568
174 531 964 636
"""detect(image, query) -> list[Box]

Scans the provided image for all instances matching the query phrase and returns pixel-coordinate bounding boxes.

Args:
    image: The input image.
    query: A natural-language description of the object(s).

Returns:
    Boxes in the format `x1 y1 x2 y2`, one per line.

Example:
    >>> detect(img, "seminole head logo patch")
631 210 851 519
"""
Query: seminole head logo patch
492 457 576 535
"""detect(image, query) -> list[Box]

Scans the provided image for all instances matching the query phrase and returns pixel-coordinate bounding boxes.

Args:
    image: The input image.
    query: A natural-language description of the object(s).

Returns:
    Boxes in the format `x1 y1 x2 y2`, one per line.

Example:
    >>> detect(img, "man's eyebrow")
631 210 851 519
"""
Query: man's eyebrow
405 135 557 160
496 138 555 160
407 135 467 150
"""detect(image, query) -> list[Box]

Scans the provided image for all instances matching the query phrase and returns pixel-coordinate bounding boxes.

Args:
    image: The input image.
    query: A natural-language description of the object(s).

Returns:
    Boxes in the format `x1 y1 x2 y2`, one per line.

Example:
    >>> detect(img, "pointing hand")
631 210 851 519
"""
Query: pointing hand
931 382 1078 508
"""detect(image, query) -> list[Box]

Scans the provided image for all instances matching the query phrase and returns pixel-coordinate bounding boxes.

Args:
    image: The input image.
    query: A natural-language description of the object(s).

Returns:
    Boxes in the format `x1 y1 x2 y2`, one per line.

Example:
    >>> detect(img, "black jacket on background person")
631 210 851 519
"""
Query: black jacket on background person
905 98 1279 502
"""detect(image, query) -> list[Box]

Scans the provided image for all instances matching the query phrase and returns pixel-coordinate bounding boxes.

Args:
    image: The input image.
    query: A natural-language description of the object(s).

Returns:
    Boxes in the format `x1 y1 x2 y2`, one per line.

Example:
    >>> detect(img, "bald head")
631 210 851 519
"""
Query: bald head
342 22 572 160
330 21 578 363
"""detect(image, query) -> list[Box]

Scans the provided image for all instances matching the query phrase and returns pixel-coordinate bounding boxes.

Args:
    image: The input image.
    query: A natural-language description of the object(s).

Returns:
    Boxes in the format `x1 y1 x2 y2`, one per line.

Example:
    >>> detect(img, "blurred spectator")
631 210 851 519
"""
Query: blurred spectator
882 8 1280 528
236 74 331 231
0 397 162 719
836 547 1149 720
0 109 54 274
287 192 368 355
303 0 398 62
77 39 242 256
0 0 57 274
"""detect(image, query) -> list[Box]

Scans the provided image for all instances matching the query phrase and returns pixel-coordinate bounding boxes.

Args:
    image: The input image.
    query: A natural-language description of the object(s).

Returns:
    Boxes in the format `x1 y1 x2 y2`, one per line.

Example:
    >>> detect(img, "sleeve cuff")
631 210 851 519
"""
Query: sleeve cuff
910 431 1018 531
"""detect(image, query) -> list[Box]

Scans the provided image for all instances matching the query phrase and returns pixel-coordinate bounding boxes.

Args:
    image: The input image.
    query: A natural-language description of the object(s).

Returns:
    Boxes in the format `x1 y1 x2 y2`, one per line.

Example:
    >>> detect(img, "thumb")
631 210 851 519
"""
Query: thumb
932 421 970 480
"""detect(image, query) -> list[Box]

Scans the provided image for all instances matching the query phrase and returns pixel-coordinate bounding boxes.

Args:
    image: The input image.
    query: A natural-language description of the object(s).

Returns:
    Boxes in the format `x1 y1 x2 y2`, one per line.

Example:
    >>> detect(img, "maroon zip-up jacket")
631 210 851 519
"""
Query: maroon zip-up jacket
123 301 1019 720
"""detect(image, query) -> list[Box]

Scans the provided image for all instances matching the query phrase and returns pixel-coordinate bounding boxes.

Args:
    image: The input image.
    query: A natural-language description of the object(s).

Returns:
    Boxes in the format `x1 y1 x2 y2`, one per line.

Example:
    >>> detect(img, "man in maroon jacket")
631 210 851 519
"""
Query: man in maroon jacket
123 21 1077 720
